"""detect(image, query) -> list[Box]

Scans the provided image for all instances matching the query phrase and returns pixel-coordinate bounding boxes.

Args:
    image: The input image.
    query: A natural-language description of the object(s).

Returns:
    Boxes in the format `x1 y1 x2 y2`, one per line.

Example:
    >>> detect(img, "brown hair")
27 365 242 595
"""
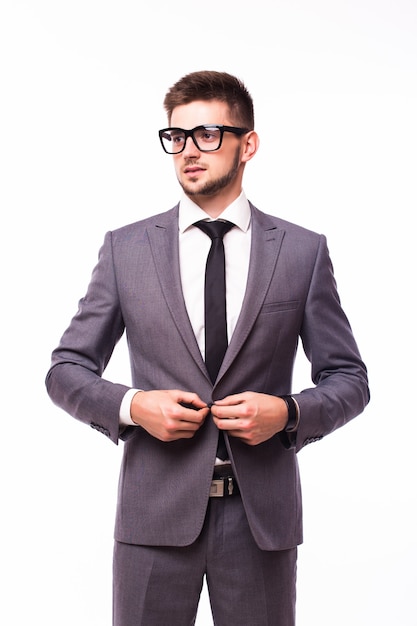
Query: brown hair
163 71 254 129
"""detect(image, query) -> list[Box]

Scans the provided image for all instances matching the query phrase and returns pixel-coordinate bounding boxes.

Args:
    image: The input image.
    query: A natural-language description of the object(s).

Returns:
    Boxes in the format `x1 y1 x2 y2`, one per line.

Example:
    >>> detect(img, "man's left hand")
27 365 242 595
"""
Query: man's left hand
211 392 289 446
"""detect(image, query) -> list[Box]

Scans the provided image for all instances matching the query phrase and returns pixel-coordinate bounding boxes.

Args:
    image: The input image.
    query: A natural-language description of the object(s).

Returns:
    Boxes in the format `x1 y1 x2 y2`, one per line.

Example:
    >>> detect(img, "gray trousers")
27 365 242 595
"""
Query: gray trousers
113 495 297 626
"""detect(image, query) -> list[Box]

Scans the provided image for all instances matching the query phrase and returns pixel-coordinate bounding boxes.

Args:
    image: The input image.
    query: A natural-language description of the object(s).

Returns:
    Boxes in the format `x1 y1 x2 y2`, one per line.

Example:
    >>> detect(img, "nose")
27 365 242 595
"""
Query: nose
182 134 200 158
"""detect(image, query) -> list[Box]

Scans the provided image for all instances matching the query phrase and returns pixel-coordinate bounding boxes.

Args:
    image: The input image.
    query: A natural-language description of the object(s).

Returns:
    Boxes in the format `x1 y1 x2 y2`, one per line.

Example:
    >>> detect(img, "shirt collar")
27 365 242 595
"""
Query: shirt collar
178 191 251 234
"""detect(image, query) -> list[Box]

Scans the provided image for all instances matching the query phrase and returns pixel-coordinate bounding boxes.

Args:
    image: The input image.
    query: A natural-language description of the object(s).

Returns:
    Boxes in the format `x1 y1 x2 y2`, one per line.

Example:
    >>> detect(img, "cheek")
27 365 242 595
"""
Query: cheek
173 157 182 176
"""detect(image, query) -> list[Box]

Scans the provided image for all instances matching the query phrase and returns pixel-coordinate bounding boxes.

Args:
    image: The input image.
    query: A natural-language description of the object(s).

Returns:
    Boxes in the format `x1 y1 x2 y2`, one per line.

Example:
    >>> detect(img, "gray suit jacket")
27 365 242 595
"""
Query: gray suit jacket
46 203 369 550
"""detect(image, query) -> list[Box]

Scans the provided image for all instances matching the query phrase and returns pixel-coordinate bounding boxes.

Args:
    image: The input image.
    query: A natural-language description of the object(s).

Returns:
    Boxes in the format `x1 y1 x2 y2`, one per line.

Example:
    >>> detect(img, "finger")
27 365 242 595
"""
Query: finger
212 393 246 407
211 402 245 419
175 391 208 410
179 406 209 424
165 411 207 436
212 415 241 430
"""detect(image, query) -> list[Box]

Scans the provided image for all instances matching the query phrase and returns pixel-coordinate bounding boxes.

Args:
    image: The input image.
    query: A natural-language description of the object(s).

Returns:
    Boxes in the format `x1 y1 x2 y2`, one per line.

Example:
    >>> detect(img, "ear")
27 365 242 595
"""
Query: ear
241 130 260 163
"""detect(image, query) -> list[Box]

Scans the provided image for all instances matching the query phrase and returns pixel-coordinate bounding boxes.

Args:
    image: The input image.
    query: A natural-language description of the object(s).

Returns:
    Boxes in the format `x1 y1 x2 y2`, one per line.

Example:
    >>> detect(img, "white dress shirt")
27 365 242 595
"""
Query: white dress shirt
120 191 252 425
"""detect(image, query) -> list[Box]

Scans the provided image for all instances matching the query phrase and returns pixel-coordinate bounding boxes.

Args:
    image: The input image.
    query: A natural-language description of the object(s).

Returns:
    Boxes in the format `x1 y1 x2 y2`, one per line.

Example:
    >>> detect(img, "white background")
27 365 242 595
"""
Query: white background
1 1 416 624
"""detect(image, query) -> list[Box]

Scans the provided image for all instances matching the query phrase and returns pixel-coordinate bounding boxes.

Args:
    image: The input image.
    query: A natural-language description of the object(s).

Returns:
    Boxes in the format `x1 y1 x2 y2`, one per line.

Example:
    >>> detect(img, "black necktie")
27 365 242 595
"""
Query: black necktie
194 220 234 459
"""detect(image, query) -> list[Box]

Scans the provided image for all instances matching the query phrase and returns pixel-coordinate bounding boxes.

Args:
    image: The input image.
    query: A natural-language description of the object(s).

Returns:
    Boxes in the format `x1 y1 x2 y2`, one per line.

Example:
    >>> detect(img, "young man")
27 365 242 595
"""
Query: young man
46 71 369 625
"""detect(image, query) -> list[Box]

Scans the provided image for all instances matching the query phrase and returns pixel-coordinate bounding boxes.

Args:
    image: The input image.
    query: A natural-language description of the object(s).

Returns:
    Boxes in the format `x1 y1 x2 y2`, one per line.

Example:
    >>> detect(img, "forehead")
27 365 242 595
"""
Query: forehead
170 100 232 129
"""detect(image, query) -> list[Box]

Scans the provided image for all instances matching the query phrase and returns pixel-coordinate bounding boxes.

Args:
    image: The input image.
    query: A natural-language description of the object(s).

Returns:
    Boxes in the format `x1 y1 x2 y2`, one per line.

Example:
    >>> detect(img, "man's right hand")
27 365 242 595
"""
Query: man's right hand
130 390 209 441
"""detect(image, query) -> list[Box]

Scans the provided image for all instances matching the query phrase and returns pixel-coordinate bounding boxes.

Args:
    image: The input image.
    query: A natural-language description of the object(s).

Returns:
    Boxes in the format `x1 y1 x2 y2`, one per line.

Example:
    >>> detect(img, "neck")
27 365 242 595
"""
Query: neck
185 188 242 219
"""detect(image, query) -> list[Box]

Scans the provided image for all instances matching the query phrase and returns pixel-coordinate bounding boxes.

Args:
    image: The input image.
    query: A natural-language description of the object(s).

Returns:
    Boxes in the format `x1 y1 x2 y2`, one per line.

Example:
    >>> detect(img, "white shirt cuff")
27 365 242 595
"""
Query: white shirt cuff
119 388 141 426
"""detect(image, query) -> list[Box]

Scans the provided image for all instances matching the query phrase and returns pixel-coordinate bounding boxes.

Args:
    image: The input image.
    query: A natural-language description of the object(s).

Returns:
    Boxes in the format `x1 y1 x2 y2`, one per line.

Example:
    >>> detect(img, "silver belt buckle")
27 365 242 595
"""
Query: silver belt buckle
210 479 224 497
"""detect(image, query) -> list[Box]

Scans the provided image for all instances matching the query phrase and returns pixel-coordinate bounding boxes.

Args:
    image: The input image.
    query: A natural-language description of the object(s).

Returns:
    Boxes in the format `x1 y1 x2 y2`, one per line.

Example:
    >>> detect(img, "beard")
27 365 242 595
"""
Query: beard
178 147 241 198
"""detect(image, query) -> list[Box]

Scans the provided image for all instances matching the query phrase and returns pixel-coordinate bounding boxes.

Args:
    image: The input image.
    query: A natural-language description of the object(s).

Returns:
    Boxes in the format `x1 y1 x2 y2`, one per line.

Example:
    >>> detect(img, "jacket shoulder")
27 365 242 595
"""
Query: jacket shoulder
249 203 324 242
110 205 179 239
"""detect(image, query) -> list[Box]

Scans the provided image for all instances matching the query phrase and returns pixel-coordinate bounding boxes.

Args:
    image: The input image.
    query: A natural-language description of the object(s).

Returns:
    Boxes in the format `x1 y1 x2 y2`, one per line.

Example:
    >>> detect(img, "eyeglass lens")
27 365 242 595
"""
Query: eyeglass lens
161 126 222 154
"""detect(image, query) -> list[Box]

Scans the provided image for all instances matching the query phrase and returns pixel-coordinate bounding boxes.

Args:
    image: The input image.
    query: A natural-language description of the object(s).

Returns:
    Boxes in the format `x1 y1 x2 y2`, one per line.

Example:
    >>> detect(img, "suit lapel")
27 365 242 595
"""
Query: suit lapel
146 204 285 384
146 207 207 375
218 205 285 380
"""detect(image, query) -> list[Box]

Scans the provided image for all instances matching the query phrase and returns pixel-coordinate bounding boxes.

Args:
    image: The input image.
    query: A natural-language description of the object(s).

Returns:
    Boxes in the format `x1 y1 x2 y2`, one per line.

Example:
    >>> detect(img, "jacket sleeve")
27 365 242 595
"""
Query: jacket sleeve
45 231 131 444
288 235 370 452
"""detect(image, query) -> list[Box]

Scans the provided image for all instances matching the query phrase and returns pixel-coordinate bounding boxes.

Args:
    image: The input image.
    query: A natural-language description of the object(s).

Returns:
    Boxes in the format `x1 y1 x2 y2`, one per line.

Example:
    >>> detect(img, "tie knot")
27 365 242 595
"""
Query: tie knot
194 220 234 241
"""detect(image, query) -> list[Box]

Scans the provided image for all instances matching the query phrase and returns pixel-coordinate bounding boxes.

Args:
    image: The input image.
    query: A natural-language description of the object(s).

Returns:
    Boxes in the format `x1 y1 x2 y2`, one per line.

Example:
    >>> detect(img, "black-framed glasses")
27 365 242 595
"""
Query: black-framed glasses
158 125 250 154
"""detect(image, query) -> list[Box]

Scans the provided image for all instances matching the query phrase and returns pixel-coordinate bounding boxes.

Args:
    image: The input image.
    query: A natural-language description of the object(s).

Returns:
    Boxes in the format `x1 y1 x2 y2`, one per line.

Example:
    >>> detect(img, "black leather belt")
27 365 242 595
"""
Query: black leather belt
210 464 240 497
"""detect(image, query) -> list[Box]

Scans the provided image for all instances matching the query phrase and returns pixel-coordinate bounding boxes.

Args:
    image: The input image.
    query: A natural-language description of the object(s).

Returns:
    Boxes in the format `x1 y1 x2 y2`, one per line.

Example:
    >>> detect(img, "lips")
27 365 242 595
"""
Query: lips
184 165 205 174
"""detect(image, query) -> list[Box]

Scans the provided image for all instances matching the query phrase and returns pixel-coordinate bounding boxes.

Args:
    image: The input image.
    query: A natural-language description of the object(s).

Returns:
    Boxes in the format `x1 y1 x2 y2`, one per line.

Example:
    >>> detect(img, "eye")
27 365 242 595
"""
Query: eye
171 132 185 145
196 127 221 143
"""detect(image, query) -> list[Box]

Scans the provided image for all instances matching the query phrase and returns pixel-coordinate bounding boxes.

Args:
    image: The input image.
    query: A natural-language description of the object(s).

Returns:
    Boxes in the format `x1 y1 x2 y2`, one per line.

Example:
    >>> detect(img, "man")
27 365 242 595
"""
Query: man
46 71 369 625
